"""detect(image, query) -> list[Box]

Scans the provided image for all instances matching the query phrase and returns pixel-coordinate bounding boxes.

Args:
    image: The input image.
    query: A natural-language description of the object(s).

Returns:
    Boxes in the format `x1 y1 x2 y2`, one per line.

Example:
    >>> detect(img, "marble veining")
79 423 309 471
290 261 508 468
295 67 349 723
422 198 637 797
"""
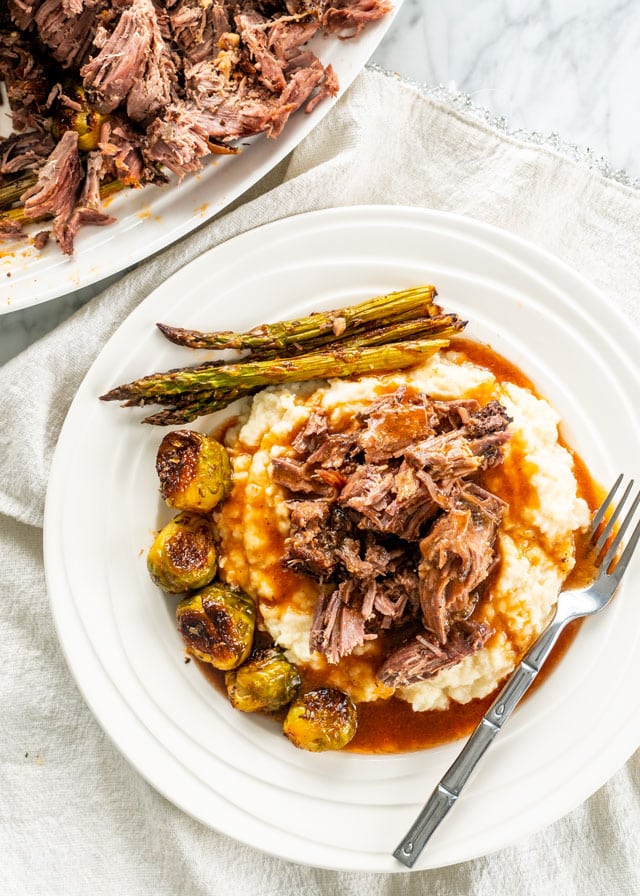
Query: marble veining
2 0 639 362
374 0 640 177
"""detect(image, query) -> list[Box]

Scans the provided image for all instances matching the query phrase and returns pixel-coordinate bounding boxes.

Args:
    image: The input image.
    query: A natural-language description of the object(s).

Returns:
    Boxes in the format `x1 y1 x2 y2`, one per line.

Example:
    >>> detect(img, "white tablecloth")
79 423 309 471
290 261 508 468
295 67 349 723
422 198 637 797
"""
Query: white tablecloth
2 67 640 894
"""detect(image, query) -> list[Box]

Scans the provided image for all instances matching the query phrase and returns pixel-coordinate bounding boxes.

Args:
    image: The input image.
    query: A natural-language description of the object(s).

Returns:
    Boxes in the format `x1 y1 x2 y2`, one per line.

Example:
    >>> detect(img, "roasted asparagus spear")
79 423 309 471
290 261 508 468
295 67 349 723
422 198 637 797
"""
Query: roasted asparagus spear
0 174 38 211
155 286 441 352
101 339 450 404
101 287 465 425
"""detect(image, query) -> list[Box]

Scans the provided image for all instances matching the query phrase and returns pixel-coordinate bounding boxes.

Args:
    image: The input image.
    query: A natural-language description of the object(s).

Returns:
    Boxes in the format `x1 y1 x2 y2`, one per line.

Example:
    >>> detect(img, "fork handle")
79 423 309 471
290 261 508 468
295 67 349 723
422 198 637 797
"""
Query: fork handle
393 613 570 868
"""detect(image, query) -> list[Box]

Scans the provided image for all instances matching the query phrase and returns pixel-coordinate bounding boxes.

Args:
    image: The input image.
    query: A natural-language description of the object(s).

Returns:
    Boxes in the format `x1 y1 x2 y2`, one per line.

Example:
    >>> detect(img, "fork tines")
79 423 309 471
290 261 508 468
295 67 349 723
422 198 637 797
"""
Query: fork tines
591 475 640 580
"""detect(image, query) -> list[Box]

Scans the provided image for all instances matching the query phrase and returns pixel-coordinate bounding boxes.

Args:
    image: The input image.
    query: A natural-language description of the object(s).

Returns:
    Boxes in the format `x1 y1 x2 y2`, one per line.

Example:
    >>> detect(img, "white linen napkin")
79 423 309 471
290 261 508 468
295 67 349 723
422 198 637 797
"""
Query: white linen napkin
1 67 640 895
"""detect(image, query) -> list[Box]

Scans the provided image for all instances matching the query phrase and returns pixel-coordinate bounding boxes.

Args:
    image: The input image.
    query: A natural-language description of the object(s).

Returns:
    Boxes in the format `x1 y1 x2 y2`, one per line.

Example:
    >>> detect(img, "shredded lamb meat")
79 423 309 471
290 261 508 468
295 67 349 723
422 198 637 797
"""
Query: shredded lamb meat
418 483 506 644
0 130 55 175
80 0 177 121
377 620 495 688
0 0 392 253
271 386 512 684
7 0 45 31
20 129 83 252
0 31 50 132
166 0 231 65
35 0 106 70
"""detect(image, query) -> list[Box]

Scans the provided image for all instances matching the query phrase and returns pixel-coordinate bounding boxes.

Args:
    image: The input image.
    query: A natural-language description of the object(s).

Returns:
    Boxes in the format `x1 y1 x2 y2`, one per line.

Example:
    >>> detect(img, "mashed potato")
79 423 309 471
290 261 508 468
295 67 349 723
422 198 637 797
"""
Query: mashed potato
216 349 590 712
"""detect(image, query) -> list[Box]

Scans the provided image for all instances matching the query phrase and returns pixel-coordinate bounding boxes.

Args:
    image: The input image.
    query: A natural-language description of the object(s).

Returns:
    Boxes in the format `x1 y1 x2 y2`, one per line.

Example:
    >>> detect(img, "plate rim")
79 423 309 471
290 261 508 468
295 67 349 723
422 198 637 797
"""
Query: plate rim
43 204 640 872
0 7 401 315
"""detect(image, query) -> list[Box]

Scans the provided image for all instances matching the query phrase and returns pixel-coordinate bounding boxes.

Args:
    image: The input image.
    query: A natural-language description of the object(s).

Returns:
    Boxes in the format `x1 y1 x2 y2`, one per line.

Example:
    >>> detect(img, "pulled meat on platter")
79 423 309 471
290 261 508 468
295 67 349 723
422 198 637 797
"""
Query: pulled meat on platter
0 0 392 253
270 387 512 687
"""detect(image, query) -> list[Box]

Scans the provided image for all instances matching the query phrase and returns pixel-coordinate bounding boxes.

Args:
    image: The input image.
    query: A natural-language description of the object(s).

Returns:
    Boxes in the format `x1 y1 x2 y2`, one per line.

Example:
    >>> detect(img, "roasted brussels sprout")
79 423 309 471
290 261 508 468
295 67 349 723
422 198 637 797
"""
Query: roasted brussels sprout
176 583 255 669
225 647 301 713
156 430 231 513
147 511 217 593
51 83 110 152
283 688 357 752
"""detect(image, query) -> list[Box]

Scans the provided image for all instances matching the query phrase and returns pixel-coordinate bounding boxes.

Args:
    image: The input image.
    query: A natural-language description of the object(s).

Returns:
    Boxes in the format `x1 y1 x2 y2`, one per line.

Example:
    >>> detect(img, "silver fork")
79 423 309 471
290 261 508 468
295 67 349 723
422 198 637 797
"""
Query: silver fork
394 474 640 869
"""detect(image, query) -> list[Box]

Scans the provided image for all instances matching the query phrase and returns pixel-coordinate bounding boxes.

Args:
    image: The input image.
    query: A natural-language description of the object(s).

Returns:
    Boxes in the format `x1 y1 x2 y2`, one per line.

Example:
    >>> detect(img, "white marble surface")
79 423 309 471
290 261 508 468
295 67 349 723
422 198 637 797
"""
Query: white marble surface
375 0 640 178
2 0 640 362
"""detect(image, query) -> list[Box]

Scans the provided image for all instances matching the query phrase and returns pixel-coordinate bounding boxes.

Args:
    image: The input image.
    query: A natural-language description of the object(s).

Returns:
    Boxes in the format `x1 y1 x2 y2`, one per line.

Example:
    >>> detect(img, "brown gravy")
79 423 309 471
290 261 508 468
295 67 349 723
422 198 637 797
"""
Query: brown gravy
345 620 582 753
344 340 600 754
201 339 601 754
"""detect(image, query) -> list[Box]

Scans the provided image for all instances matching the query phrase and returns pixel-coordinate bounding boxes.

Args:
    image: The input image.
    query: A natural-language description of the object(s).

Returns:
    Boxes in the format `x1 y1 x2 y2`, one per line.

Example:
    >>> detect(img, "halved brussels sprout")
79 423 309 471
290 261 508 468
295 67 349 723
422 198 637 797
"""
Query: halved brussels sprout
225 647 301 713
156 430 231 514
176 583 255 669
283 688 357 752
147 511 217 594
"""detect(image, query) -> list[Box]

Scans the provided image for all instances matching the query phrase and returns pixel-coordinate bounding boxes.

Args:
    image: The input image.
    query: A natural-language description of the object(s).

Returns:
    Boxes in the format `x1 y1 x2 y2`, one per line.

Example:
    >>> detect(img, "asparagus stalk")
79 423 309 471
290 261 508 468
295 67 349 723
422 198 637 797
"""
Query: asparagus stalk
140 313 467 390
216 312 466 361
101 338 450 404
139 326 453 423
155 286 439 352
119 316 463 417
0 177 126 229
141 389 262 425
306 313 464 351
0 173 38 211
122 385 250 410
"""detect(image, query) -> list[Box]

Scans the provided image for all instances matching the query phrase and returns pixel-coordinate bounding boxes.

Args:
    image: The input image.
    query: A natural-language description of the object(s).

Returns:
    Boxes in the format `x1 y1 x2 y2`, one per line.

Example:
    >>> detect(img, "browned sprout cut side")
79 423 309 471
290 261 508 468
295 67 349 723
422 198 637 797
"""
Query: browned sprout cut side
156 430 231 513
283 688 357 752
146 511 217 594
225 647 301 713
176 584 255 670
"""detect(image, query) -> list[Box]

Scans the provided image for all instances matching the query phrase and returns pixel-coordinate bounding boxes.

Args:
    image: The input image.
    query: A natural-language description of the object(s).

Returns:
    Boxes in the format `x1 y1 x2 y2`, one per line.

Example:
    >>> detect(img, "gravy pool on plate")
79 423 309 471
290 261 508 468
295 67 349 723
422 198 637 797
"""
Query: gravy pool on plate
206 339 599 752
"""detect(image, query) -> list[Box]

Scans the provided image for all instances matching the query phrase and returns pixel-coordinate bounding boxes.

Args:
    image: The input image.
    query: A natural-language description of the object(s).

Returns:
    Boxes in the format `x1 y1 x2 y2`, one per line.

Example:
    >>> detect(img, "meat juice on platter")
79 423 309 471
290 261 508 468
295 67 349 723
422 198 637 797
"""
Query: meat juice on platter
0 0 392 253
123 288 600 755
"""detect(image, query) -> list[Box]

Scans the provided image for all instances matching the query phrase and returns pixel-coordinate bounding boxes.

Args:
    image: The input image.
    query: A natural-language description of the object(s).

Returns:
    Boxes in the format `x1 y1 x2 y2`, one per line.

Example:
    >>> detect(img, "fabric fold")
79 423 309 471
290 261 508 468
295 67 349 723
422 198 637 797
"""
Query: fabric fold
1 67 640 895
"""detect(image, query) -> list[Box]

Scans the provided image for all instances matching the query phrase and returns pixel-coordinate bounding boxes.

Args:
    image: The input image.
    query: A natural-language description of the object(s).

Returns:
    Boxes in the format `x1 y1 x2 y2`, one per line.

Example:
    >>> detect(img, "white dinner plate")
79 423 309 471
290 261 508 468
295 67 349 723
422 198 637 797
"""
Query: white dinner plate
0 8 400 315
43 206 640 872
